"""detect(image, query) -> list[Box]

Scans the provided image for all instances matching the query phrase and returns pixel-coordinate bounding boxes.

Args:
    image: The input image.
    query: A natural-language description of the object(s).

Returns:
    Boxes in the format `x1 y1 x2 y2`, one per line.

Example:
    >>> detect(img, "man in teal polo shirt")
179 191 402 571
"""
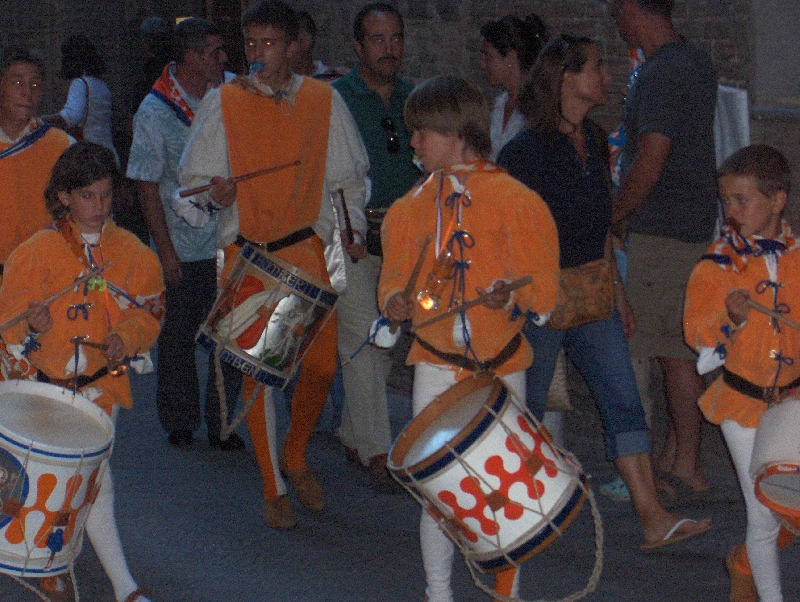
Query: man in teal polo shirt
333 2 420 492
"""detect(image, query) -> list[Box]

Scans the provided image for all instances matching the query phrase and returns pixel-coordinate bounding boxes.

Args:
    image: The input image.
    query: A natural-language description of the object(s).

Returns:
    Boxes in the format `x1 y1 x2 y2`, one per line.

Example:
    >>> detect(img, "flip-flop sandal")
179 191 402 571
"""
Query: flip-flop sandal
640 517 713 551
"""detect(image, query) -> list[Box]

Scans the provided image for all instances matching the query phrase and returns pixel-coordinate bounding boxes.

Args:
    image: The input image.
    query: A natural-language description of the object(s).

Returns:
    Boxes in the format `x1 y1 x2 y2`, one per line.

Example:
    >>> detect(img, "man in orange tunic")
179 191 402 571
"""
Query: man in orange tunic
175 0 368 529
0 47 71 380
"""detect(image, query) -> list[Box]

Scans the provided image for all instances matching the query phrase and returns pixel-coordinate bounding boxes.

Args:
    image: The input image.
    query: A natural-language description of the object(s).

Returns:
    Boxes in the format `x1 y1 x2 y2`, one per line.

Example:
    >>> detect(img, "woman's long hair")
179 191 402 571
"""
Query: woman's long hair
480 14 547 72
59 34 105 79
519 34 593 145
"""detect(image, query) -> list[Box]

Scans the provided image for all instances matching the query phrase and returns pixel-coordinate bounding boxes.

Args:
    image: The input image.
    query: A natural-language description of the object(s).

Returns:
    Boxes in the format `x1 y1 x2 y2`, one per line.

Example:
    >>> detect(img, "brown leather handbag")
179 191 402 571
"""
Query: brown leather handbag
548 257 614 330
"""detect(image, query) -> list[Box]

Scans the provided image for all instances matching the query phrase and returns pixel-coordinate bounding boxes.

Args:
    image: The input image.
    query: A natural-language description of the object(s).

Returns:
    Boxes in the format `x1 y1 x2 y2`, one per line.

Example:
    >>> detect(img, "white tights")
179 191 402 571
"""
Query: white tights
84 407 151 602
720 419 783 602
413 364 524 602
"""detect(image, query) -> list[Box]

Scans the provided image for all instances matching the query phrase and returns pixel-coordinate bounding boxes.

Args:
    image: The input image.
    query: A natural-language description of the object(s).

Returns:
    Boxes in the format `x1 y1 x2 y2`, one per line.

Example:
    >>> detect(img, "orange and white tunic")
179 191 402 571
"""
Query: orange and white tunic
0 219 164 412
0 120 71 269
378 160 560 379
684 222 800 427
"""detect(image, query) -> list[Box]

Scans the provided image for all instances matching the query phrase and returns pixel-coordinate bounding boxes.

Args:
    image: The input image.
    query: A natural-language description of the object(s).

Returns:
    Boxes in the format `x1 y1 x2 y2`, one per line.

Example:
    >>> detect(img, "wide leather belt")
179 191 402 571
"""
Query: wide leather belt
38 366 110 390
414 333 522 374
235 226 315 254
722 367 800 403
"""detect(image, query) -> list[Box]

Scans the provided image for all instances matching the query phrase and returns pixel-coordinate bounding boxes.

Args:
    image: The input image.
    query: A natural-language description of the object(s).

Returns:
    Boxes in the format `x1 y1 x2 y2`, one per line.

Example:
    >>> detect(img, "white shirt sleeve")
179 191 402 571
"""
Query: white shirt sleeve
59 78 89 128
174 88 239 247
315 88 369 245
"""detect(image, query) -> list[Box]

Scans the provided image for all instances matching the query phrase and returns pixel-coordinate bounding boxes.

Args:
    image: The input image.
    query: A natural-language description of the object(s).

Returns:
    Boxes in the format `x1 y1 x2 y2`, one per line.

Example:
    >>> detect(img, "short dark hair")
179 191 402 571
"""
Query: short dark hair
629 0 673 19
0 46 44 81
296 10 317 43
718 144 791 197
242 0 299 42
519 34 594 144
45 142 120 221
404 75 491 159
480 14 547 72
59 34 105 79
173 17 222 64
353 3 403 43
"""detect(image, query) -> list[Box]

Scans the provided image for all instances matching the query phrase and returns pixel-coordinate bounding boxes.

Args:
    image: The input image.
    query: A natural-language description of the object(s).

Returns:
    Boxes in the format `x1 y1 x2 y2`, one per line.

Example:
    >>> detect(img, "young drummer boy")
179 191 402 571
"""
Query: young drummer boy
378 75 560 602
0 142 163 602
684 144 797 602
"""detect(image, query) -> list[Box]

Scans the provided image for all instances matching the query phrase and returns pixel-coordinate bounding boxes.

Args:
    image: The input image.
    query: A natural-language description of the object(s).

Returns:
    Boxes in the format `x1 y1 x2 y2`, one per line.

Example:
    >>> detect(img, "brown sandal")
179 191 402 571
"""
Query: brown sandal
122 587 152 602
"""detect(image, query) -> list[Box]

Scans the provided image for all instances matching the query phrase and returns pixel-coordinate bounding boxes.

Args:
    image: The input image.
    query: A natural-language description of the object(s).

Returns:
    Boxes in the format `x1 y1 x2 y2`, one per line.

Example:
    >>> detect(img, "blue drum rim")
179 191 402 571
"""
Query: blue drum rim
196 330 289 389
391 376 507 483
0 555 78 577
240 244 338 307
0 429 112 461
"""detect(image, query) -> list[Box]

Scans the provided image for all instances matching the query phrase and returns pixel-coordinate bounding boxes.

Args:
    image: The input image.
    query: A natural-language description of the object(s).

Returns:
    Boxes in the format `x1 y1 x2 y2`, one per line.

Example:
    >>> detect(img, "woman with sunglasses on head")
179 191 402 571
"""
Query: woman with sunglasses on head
479 13 546 161
497 34 712 552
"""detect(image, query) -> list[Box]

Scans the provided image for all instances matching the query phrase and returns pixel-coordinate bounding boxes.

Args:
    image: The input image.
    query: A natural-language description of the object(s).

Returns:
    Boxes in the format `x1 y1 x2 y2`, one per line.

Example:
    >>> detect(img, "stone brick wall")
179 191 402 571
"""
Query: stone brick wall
2 0 796 214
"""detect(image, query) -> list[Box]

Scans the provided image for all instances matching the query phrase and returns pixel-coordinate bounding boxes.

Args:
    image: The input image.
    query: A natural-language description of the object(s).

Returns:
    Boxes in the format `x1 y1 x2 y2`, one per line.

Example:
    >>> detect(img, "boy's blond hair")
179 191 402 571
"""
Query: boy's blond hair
718 144 791 197
403 75 491 159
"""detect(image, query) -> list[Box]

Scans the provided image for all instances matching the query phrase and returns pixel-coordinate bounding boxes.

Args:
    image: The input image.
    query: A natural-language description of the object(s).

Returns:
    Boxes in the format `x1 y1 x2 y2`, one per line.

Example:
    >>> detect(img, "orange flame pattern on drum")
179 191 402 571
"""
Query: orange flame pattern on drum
4 467 100 548
436 417 558 542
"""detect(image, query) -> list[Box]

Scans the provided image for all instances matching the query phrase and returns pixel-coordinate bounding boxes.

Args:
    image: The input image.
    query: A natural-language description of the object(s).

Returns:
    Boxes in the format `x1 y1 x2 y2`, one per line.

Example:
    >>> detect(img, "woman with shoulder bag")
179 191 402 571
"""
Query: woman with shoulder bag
497 34 712 551
42 34 119 164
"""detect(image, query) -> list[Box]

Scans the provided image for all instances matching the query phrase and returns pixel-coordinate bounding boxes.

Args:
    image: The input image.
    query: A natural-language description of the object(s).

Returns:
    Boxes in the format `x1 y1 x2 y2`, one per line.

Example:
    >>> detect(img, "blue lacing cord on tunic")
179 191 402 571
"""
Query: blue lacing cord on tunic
768 351 794 406
755 279 789 332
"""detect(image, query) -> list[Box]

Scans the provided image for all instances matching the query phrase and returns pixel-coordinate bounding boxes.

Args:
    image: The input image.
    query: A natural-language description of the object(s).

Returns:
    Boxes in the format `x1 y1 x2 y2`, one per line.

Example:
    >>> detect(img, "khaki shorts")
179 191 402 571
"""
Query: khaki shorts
626 233 710 361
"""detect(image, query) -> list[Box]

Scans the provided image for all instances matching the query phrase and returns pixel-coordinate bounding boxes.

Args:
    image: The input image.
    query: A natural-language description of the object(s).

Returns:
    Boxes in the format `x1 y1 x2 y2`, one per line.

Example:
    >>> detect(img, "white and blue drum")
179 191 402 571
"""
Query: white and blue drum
388 372 587 572
198 243 338 389
0 380 114 576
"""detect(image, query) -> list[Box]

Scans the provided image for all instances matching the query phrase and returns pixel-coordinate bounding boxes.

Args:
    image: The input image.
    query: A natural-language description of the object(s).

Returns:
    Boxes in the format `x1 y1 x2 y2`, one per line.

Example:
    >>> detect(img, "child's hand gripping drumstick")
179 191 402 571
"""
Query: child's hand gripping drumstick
410 276 532 333
387 234 433 333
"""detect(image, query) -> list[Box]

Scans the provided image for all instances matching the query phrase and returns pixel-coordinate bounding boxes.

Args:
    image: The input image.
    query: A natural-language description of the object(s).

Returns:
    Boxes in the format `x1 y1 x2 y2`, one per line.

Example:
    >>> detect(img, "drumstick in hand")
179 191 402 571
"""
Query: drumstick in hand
747 298 800 331
389 234 433 334
411 276 532 332
178 160 300 198
0 263 111 335
338 188 357 264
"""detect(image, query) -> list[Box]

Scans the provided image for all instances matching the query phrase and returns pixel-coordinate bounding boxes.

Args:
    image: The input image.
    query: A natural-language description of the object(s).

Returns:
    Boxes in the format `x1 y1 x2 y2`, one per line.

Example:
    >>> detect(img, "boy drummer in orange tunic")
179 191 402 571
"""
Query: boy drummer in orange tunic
379 75 560 602
684 145 798 602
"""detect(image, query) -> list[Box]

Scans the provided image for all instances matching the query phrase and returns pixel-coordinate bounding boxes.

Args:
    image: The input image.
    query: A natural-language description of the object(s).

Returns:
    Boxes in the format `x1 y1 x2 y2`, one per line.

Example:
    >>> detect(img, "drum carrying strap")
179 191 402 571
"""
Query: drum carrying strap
235 226 315 253
414 333 521 373
722 367 800 403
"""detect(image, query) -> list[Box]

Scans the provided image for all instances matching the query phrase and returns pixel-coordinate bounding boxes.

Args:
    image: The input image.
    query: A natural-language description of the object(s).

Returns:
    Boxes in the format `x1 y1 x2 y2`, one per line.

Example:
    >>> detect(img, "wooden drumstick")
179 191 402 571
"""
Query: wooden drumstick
0 263 111 335
70 336 128 377
411 276 532 333
747 298 800 331
338 188 357 264
178 160 301 198
388 234 433 334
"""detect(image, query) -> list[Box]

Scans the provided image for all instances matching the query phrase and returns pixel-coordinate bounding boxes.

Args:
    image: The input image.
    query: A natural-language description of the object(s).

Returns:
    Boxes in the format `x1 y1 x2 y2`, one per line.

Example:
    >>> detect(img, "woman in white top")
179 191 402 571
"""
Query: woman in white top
42 34 119 164
479 14 546 161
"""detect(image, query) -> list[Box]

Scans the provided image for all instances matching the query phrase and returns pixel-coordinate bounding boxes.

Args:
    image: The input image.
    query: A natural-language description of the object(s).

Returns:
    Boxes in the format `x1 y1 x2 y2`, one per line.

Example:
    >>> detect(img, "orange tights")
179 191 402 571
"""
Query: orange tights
244 312 338 502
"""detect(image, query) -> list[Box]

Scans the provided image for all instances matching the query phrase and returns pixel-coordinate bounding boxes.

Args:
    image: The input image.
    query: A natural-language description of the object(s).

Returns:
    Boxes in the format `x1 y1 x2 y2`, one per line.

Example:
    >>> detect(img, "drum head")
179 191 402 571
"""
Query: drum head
757 467 800 518
389 373 505 476
0 381 113 452
405 384 495 467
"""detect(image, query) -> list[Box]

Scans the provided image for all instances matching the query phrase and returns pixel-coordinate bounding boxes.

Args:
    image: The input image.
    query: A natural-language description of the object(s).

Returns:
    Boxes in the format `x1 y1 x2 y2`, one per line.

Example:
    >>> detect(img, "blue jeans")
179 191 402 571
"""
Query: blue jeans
524 310 650 460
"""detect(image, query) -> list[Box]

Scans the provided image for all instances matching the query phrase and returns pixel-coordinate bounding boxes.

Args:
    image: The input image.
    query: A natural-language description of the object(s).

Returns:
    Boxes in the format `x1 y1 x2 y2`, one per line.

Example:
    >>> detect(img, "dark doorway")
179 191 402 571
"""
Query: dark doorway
206 0 246 75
